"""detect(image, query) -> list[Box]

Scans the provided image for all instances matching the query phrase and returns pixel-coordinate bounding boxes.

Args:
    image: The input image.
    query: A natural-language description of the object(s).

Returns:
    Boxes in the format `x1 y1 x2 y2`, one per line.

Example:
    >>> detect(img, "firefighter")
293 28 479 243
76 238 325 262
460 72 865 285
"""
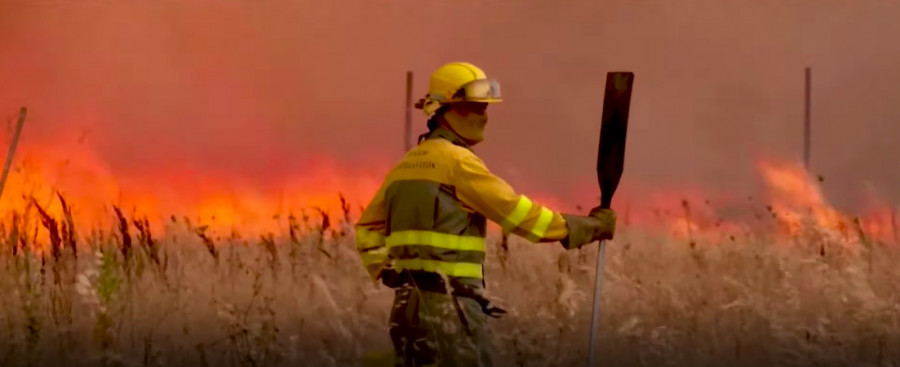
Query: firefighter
355 62 617 367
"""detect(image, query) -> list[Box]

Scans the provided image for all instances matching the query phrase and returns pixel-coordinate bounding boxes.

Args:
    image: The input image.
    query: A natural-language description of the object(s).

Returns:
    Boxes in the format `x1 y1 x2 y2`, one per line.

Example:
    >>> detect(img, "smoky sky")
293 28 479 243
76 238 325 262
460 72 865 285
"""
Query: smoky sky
1 0 898 213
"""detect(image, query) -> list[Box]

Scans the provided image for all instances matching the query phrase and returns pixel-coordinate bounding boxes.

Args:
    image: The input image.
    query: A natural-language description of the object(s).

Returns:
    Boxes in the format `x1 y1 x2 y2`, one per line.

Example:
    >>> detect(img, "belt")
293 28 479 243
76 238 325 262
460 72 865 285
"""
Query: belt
381 269 507 318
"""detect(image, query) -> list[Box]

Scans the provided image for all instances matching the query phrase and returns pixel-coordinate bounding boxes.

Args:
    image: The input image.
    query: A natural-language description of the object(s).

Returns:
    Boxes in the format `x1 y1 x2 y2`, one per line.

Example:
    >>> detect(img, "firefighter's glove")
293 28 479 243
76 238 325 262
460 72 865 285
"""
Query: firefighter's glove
560 207 616 250
589 206 617 239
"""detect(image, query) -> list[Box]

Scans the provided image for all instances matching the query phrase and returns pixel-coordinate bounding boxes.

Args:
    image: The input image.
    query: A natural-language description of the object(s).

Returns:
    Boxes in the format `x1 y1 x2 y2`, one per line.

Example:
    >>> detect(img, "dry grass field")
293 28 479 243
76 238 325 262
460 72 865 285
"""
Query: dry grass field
0 194 897 367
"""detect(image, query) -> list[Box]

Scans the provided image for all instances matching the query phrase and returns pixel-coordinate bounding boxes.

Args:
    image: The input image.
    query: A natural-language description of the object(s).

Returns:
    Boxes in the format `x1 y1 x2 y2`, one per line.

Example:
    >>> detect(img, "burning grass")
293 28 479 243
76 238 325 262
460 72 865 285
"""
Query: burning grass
0 192 897 367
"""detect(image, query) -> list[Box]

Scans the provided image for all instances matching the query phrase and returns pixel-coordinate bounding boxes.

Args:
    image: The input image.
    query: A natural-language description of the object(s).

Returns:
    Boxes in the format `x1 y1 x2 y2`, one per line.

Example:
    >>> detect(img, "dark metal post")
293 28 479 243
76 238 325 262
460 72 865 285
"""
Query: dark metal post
0 107 26 202
804 67 811 169
405 71 413 152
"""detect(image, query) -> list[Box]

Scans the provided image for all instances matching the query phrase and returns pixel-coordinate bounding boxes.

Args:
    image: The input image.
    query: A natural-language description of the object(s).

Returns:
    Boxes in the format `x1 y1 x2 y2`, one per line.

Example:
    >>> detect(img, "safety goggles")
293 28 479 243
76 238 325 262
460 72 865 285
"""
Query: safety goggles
450 79 502 103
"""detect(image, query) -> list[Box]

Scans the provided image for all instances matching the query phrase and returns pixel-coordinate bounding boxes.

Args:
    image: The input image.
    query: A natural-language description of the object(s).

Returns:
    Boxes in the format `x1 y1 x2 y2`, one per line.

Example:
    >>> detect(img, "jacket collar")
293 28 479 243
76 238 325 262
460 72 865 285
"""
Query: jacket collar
423 127 473 151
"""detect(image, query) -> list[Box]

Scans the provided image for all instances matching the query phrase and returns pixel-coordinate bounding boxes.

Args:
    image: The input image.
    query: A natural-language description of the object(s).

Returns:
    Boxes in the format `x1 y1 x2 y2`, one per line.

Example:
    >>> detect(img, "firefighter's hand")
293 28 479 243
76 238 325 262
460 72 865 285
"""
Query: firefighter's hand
588 206 616 242
560 208 617 250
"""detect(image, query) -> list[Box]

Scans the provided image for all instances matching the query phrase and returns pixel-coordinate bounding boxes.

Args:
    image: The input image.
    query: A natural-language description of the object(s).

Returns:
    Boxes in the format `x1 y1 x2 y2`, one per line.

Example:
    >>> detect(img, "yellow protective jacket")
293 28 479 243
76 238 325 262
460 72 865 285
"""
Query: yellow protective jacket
354 127 571 289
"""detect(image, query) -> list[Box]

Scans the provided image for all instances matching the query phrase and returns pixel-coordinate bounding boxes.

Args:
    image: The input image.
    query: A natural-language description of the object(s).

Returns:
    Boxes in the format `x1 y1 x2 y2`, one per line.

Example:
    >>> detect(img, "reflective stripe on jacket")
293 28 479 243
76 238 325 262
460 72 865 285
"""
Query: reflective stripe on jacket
354 127 569 287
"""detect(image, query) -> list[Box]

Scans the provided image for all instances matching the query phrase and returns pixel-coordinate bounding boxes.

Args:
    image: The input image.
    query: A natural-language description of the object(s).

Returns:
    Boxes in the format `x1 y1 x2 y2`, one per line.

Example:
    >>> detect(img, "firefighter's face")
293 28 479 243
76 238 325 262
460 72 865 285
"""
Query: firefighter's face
444 102 489 145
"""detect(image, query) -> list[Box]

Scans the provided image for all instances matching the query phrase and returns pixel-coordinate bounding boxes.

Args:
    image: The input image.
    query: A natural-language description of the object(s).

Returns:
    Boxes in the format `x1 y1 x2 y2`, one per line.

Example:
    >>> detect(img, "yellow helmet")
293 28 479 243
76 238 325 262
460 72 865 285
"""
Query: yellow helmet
416 62 502 116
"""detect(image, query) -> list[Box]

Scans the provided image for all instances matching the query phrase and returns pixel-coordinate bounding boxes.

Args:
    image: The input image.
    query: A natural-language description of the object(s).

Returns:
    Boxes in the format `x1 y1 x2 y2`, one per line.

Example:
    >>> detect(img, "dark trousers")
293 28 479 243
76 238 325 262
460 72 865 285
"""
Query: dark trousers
389 285 493 367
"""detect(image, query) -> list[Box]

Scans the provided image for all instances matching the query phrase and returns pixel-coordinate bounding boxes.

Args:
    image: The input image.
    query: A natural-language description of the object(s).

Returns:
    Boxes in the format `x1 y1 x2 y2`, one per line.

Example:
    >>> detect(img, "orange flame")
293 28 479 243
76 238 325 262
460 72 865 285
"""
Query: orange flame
0 129 895 251
756 159 896 247
757 160 843 236
569 158 897 247
0 135 385 243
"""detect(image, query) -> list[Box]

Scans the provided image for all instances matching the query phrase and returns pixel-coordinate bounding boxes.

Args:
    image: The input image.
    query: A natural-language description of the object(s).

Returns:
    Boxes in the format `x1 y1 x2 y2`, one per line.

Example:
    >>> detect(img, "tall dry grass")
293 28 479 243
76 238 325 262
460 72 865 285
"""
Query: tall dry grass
0 195 897 367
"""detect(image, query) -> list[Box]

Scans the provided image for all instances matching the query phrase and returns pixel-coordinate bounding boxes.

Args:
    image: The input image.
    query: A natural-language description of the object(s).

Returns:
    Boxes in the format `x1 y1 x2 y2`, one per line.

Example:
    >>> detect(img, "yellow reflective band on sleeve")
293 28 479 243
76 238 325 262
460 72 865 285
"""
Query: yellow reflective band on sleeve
355 226 386 251
386 230 485 252
531 207 554 239
505 195 533 229
393 259 483 279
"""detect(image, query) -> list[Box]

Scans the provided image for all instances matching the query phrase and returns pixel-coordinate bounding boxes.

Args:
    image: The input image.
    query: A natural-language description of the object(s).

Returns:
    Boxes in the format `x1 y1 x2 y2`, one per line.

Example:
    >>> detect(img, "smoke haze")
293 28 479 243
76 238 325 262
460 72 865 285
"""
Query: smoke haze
1 0 898 212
